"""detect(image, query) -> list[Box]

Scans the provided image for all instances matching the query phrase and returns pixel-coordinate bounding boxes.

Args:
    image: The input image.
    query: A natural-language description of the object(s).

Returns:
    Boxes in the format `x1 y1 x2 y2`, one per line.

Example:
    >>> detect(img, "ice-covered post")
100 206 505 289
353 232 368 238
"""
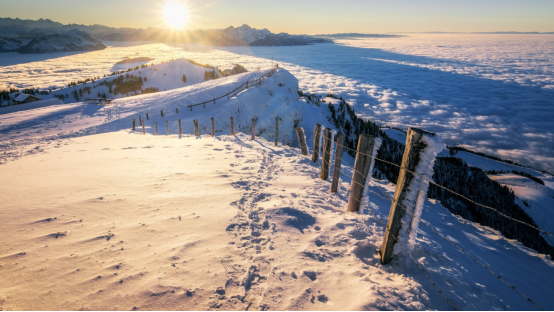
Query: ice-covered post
295 127 308 156
275 116 279 146
166 120 169 135
132 119 136 131
211 117 215 137
193 119 199 136
251 118 255 140
380 128 444 265
178 119 182 135
320 128 332 180
230 117 234 135
346 134 376 212
311 124 322 162
155 122 158 136
161 110 164 117
330 133 344 193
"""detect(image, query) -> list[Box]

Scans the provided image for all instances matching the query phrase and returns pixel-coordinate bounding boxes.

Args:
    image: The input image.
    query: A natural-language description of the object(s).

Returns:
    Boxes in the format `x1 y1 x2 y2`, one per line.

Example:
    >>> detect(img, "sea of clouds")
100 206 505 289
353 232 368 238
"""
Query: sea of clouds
1 34 553 172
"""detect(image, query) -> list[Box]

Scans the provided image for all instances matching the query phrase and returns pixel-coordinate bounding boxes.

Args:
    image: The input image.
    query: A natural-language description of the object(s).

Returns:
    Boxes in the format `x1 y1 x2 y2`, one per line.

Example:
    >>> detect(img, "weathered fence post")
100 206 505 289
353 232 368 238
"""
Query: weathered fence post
230 117 234 135
161 110 164 117
146 113 149 120
380 128 442 265
320 128 332 180
312 124 322 162
155 122 158 136
295 127 308 155
211 117 215 137
275 116 279 146
178 119 182 135
346 134 376 212
251 118 255 140
331 133 344 193
166 120 169 135
142 120 145 135
176 108 179 114
132 119 136 131
193 119 199 136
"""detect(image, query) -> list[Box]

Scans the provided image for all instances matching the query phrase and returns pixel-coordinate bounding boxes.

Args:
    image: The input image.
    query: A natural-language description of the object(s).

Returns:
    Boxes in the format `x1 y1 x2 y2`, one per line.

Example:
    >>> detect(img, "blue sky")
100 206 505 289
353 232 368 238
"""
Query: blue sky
1 0 553 33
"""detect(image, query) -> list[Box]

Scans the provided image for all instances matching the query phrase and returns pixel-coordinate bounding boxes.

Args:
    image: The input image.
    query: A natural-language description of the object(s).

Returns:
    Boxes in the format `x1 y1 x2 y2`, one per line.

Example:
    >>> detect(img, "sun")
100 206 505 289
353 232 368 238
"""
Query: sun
163 1 188 30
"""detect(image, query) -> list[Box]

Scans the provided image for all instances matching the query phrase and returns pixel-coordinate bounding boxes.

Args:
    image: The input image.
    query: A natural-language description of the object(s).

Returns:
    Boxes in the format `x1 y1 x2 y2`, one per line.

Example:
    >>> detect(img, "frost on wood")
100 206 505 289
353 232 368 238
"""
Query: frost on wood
360 137 382 214
393 133 444 255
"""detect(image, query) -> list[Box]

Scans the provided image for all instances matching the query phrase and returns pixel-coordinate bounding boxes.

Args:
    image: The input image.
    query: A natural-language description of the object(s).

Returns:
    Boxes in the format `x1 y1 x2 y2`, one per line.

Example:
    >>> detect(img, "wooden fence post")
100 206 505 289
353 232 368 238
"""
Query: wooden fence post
193 119 199 136
178 119 182 135
251 118 255 140
295 127 308 156
330 133 344 193
346 134 376 212
190 106 192 111
166 120 169 135
155 122 158 136
311 124 322 162
176 108 179 114
142 120 145 135
211 117 215 137
132 119 136 131
161 110 164 117
230 117 234 135
139 116 141 125
380 128 438 265
275 117 279 146
320 128 332 180
146 113 149 120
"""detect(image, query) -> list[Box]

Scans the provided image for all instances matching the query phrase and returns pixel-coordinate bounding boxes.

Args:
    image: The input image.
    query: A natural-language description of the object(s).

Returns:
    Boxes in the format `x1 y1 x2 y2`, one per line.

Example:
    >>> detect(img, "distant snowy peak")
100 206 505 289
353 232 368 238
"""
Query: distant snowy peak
217 24 331 46
17 29 106 54
220 24 272 45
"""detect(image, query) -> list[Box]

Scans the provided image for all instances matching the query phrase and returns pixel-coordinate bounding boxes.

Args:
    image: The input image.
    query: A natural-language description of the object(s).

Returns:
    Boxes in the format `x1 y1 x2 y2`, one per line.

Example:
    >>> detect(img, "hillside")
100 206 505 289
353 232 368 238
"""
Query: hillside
1 67 554 310
1 58 247 108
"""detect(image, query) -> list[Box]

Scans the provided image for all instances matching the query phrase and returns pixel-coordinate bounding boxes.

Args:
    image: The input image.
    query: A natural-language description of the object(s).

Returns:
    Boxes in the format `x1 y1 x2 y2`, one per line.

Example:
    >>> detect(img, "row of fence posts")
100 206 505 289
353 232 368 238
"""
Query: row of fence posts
132 114 279 147
132 115 434 265
295 124 437 265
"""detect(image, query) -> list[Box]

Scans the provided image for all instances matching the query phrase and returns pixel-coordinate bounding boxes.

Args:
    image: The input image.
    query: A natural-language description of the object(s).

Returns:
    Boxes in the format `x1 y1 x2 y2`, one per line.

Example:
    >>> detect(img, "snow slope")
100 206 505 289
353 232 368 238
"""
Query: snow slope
1 68 554 310
384 127 554 247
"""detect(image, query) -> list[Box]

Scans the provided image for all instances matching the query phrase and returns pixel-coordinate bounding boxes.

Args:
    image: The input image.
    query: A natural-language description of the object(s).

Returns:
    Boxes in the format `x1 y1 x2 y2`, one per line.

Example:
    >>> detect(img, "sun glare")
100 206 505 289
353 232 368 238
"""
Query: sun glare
163 1 188 30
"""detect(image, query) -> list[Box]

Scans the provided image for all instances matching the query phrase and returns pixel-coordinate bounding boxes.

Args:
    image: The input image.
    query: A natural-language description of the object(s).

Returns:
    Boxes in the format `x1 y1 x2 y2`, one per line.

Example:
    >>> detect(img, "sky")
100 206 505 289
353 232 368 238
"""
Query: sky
1 0 554 34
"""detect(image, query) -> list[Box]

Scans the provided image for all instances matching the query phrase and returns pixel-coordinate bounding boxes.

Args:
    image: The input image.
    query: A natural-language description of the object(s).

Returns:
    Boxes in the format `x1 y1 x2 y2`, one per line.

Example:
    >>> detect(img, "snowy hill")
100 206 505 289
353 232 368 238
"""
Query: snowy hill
1 68 554 310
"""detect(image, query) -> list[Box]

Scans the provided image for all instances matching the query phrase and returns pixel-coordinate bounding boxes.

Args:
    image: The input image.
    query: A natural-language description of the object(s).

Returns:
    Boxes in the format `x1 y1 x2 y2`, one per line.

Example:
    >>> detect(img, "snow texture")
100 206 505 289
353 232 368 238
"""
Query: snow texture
2 66 554 310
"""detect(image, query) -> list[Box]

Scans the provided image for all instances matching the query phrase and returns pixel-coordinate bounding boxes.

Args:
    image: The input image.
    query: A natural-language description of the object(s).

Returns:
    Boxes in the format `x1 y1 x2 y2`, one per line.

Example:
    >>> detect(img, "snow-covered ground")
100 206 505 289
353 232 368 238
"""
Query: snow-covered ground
1 67 554 310
385 127 554 247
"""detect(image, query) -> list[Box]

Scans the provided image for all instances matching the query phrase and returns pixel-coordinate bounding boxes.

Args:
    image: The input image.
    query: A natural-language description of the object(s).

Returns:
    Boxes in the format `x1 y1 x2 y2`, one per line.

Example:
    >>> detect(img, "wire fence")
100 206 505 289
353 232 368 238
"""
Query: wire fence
312 126 545 311
129 88 549 310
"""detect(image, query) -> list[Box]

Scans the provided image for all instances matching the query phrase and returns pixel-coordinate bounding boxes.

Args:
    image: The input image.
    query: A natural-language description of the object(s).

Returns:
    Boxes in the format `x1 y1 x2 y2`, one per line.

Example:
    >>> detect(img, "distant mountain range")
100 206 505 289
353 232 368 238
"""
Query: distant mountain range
0 18 332 53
